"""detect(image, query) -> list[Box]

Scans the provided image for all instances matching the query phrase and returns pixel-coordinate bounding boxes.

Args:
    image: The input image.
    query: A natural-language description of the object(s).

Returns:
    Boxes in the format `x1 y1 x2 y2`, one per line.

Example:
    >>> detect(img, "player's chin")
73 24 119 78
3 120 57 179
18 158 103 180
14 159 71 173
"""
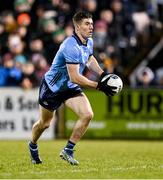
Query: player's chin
88 33 93 38
84 33 92 39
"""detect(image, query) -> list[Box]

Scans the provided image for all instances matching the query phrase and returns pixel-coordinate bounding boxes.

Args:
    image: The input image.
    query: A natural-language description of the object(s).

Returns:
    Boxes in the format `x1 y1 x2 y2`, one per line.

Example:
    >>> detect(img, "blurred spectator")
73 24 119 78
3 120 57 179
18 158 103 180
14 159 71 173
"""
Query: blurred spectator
8 34 25 55
100 9 113 25
31 53 49 82
17 13 31 26
40 18 58 34
21 62 38 89
93 20 108 52
16 13 31 41
111 0 123 14
1 11 17 33
52 29 65 44
135 67 157 87
0 0 162 89
132 11 150 45
0 53 22 86
132 12 150 34
83 0 97 13
29 37 44 54
103 53 121 74
64 23 73 37
17 25 29 40
14 54 27 70
78 0 98 19
14 0 32 13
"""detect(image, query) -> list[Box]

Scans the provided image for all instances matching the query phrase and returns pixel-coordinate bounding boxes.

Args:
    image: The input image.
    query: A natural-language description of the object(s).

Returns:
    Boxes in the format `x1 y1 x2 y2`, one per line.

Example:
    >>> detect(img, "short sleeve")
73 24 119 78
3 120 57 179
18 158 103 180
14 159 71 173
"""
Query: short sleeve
63 43 80 64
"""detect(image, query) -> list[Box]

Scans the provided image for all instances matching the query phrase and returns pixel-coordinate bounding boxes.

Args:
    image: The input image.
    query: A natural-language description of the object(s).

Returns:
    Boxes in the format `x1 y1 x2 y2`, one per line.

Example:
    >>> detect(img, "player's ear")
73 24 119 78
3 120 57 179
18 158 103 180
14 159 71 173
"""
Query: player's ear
76 23 80 30
76 24 79 30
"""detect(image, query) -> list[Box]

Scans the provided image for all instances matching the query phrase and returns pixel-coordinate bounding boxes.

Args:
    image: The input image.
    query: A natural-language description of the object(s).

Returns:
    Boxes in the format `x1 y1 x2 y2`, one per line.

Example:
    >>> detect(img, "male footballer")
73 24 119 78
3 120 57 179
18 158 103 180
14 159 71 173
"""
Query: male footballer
28 11 116 165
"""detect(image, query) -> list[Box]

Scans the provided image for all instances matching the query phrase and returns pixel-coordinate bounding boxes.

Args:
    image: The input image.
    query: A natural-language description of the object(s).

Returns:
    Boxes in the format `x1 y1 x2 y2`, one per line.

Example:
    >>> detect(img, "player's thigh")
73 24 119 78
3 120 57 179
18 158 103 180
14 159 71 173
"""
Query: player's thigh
65 93 93 118
39 105 55 124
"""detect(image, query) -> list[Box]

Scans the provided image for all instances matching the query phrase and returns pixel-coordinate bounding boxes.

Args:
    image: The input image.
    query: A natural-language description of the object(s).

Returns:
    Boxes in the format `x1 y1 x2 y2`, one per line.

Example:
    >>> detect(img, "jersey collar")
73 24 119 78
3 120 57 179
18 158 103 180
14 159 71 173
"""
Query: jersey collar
72 32 88 46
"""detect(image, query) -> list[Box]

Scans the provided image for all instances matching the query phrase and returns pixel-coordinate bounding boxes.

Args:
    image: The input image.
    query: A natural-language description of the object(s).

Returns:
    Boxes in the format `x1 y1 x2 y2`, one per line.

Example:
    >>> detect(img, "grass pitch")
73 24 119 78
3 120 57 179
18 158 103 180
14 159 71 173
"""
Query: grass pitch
0 140 163 179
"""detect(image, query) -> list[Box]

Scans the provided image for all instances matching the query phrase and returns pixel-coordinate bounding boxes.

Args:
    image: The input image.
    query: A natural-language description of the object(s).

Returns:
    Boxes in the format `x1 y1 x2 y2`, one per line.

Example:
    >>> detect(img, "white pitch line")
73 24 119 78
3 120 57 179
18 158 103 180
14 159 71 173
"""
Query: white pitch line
111 165 147 171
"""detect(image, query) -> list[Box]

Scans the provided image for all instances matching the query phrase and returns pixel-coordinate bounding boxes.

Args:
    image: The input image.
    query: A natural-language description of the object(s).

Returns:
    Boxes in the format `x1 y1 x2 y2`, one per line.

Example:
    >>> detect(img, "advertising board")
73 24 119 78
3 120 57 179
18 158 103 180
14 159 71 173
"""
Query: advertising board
66 89 163 139
0 88 55 139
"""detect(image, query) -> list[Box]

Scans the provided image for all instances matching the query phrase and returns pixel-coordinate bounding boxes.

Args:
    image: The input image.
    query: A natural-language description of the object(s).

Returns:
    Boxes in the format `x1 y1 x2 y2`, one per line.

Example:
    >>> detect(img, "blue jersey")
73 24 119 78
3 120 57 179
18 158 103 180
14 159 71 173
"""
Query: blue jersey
45 33 93 93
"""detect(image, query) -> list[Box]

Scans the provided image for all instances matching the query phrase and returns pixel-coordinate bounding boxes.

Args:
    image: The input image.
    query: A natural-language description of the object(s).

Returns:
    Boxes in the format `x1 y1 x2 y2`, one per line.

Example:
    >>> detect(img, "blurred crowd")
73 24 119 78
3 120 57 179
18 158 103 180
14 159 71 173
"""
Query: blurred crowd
0 0 162 89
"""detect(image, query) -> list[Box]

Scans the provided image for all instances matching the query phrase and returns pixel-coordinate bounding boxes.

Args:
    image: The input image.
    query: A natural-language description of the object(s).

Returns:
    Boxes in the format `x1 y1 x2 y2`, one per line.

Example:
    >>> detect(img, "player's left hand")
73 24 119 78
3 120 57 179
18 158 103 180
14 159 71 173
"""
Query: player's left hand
96 72 117 96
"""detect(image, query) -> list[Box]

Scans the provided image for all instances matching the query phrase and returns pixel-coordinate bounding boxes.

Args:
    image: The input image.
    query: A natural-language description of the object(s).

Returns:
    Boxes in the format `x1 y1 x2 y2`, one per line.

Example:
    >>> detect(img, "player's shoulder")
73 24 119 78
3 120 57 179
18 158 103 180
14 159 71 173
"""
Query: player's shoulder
59 36 79 53
88 37 93 42
87 37 93 46
64 36 78 46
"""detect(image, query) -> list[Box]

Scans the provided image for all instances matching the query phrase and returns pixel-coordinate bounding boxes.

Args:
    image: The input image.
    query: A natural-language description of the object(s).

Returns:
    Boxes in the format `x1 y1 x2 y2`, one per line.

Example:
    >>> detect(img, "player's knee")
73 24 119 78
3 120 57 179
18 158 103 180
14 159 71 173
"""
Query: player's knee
39 120 51 130
43 122 50 129
83 111 94 121
81 112 93 129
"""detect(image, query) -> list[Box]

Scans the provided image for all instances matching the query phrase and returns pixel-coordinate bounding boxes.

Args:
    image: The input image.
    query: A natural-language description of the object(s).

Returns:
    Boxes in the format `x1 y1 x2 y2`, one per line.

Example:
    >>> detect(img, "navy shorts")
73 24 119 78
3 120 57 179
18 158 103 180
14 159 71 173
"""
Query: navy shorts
39 78 82 111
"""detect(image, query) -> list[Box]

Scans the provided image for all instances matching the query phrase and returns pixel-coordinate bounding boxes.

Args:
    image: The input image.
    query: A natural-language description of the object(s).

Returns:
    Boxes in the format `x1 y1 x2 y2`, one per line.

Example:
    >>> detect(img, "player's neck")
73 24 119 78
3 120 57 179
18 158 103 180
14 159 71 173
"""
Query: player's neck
75 31 87 45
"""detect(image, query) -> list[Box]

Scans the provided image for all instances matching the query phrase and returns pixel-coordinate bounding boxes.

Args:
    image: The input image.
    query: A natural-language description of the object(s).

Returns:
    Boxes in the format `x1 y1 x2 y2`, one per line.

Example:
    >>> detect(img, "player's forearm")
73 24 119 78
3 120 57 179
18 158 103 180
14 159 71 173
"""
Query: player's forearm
70 74 98 89
87 56 103 76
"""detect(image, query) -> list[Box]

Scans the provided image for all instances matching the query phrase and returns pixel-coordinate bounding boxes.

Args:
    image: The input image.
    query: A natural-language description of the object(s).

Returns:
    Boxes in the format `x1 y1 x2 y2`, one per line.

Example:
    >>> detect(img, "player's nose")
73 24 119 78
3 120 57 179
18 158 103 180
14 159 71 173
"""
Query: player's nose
89 25 93 30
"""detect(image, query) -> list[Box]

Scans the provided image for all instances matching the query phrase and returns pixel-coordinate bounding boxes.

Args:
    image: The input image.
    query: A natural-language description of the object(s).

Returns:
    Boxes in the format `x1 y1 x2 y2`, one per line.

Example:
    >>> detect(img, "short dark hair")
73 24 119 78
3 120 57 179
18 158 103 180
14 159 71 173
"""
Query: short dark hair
72 11 92 24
